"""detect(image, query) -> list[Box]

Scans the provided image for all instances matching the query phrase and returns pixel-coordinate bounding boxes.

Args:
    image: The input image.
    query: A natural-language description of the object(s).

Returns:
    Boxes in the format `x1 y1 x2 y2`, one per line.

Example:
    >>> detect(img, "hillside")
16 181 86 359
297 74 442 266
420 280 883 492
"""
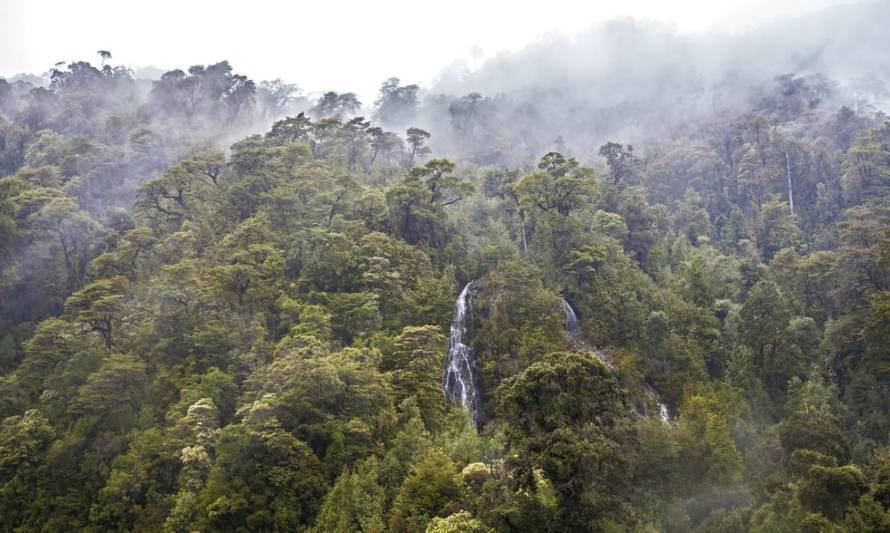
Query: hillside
2 7 890 531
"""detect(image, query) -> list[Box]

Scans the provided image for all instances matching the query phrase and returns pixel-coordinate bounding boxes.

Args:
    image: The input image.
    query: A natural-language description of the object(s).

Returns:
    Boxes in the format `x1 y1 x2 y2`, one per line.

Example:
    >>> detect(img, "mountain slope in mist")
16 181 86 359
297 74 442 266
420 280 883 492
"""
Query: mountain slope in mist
419 0 889 160
2 2 890 531
438 1 890 98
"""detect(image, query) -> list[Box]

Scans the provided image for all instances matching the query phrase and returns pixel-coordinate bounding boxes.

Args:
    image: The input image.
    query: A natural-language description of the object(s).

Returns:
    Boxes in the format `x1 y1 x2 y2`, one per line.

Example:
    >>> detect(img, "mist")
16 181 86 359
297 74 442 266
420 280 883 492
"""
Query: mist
409 0 890 165
2 1 890 531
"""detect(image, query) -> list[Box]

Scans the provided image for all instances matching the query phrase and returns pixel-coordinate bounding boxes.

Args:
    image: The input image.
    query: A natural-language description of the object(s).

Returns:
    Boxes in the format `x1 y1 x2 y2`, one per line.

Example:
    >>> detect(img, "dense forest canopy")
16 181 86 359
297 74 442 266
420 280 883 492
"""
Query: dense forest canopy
1 3 890 531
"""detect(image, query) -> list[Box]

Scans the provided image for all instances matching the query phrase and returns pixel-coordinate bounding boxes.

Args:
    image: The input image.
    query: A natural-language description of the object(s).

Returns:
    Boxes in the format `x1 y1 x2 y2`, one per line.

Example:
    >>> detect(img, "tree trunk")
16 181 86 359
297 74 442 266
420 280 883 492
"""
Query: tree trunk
104 314 113 350
519 211 529 259
784 146 794 214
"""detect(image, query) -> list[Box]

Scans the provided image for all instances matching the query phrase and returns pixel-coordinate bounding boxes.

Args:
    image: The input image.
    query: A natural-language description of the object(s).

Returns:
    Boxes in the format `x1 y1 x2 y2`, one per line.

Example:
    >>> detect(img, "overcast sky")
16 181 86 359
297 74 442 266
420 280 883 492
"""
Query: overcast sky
0 0 850 100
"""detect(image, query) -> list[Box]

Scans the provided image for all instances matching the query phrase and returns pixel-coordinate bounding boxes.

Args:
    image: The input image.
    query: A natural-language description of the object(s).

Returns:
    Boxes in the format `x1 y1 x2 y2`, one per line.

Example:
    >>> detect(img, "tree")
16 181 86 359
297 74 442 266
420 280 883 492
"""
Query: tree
97 50 112 66
90 227 156 282
65 276 128 349
374 78 420 126
514 152 595 216
841 121 890 205
20 190 102 292
72 353 148 432
844 291 890 443
390 325 448 432
426 511 492 533
779 411 850 464
312 458 386 533
389 448 462 533
136 152 224 229
0 409 55 528
740 280 791 397
845 495 890 532
341 116 371 170
267 113 313 145
835 204 890 308
211 243 284 310
497 351 632 529
224 74 256 121
599 142 642 186
197 423 327 531
675 394 743 487
406 127 431 165
368 127 404 165
0 77 13 117
756 197 800 262
798 464 868 522
182 150 225 186
239 349 391 460
387 161 468 246
511 152 597 270
410 159 473 207
91 425 187 531
448 93 482 142
149 61 257 125
257 79 300 117
311 91 361 119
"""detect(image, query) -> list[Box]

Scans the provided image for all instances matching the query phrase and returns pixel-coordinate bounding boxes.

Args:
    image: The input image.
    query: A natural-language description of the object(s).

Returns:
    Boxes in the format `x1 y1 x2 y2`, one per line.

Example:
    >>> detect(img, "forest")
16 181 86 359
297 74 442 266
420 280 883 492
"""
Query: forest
1 7 890 531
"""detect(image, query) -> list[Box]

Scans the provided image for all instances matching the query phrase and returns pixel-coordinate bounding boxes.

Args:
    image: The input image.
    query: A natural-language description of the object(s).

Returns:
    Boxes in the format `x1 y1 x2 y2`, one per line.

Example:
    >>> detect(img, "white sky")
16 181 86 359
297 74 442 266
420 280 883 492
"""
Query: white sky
0 0 849 100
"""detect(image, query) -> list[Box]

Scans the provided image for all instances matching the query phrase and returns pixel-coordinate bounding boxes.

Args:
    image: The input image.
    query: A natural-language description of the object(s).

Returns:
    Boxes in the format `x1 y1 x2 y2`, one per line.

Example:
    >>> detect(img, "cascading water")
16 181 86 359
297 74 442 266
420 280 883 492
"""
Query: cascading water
443 281 481 423
645 384 671 423
561 299 583 350
658 400 670 423
559 297 669 423
560 298 610 366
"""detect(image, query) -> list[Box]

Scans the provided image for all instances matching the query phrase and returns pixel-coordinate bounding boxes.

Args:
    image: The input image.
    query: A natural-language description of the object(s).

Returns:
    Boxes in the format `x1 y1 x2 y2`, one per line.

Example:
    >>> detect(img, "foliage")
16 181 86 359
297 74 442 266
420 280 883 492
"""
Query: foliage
0 53 889 532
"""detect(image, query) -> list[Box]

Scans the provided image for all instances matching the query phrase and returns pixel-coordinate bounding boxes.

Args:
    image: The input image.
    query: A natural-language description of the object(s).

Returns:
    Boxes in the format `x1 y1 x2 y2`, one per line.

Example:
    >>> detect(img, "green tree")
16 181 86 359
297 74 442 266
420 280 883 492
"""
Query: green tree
373 78 419 126
599 142 642 186
197 422 327 532
425 510 492 533
390 325 448 432
65 276 128 349
410 159 473 207
740 280 792 399
841 122 890 204
313 458 387 533
406 127 431 165
497 351 632 530
514 152 595 216
0 409 55 527
389 447 462 533
756 197 800 262
675 394 743 487
71 352 147 432
798 464 868 522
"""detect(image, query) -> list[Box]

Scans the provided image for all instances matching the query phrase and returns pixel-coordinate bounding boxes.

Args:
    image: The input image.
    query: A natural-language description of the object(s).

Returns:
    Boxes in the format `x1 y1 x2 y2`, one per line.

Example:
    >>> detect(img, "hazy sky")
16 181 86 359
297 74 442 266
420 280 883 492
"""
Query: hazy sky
0 0 849 100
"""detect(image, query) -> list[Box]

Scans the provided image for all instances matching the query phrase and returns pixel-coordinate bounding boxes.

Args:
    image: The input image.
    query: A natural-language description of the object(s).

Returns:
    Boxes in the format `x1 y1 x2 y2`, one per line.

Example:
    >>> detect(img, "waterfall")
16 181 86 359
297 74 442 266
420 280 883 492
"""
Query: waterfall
658 401 670 423
562 299 582 349
559 297 669 422
644 384 671 423
560 298 610 366
443 281 481 423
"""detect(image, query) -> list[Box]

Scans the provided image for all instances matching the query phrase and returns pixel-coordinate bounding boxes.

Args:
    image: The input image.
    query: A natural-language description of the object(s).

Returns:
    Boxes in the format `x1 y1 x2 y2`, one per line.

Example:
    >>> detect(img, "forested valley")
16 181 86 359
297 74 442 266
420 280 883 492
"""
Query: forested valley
2 9 890 532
